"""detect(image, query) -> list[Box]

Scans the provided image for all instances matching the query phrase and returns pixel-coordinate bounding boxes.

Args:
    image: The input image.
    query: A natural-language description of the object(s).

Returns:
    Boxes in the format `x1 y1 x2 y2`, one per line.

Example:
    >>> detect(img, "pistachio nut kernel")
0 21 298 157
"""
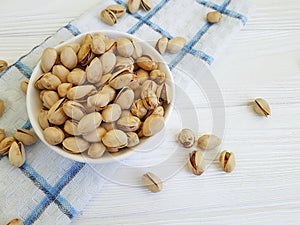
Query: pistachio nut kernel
141 80 158 99
8 141 26 168
142 115 165 137
253 98 271 117
197 134 221 150
128 0 141 14
102 129 128 148
100 9 118 26
82 127 107 142
52 65 70 83
0 98 4 117
117 116 141 132
187 150 205 176
155 37 168 54
219 150 236 173
88 143 106 158
64 120 81 136
178 128 195 148
43 127 65 145
20 80 29 94
141 0 153 11
0 128 6 143
6 218 24 225
106 4 126 17
62 137 90 153
41 48 57 73
142 172 163 193
206 11 222 24
60 46 78 69
38 109 50 130
167 37 187 54
14 128 38 146
0 60 8 73
78 112 103 135
102 104 122 122
126 132 140 147
0 137 15 155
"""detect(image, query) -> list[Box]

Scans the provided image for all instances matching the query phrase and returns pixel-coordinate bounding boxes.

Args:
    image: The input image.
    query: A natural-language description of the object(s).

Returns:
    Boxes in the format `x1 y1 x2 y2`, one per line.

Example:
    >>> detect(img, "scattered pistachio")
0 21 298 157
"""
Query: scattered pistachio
253 98 271 117
141 0 152 11
142 172 163 193
187 150 205 176
155 37 168 54
100 9 118 26
6 218 24 225
178 128 195 148
14 128 38 146
128 0 141 14
206 11 222 24
8 141 26 167
20 80 29 94
0 60 8 73
0 137 15 155
197 134 221 150
219 150 236 173
167 37 187 54
0 98 5 117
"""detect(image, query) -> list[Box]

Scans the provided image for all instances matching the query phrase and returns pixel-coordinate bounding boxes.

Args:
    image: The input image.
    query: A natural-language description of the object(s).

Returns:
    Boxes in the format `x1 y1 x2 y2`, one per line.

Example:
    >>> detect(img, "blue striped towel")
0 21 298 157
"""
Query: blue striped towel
0 0 250 224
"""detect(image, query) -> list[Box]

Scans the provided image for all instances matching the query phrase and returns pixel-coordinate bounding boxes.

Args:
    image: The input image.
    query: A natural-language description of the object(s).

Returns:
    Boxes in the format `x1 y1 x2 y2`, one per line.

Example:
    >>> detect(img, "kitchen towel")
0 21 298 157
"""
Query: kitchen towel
0 0 251 224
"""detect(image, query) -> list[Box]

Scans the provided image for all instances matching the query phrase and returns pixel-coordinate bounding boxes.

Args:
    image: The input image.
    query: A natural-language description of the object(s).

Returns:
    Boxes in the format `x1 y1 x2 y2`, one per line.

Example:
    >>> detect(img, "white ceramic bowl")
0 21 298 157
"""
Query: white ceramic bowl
27 30 174 164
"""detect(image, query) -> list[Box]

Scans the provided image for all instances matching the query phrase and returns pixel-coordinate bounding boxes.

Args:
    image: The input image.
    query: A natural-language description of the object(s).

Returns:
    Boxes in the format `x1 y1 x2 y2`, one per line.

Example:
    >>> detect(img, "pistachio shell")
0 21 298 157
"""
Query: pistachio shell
67 43 81 53
150 70 166 84
141 80 158 99
40 73 61 90
115 87 134 109
67 68 86 85
142 90 159 110
253 98 271 117
91 35 106 54
136 56 157 71
142 115 165 137
141 0 152 11
42 91 60 109
41 48 57 73
47 98 68 125
100 9 118 26
6 218 24 225
82 127 107 142
20 80 29 94
136 69 149 84
206 11 222 24
141 172 163 193
131 39 143 59
155 37 168 54
60 46 78 69
106 4 126 17
102 122 117 131
14 128 38 146
0 129 6 143
219 150 236 173
43 127 65 145
86 57 103 83
167 37 187 54
57 83 73 98
78 112 103 134
156 83 172 104
87 93 110 111
117 38 134 57
52 65 70 83
63 101 86 121
64 120 81 136
88 143 106 158
128 0 141 14
109 73 133 90
0 137 15 155
126 132 140 147
8 141 25 167
78 34 93 62
99 85 116 102
102 104 122 122
187 150 205 176
104 39 117 52
63 137 90 153
120 110 133 118
38 109 50 130
102 129 128 148
197 134 221 150
131 99 148 118
67 85 97 100
117 116 141 132
100 52 117 74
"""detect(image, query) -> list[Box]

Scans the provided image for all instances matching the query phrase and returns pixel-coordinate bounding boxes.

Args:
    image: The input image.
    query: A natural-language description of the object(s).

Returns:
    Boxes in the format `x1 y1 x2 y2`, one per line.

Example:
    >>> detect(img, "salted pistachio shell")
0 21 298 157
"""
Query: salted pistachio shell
167 37 187 54
155 37 168 54
156 83 172 104
134 86 142 99
109 72 133 90
206 11 222 24
8 141 25 167
253 98 271 117
87 93 110 111
83 127 107 142
42 90 60 109
136 56 157 71
52 65 70 83
107 147 119 153
152 106 164 116
120 110 133 118
34 73 47 90
41 48 57 73
141 80 158 98
63 137 90 153
115 56 134 72
64 120 81 136
43 127 65 145
219 150 236 173
178 128 195 148
58 83 73 98
117 38 134 57
94 32 109 41
14 128 38 146
141 0 152 11
67 68 86 85
99 85 116 102
20 80 29 94
102 122 117 131
91 35 106 54
40 73 61 90
106 4 126 17
126 132 139 147
63 101 86 121
38 109 50 130
60 46 78 69
104 38 117 52
67 43 81 53
67 85 97 100
86 57 103 84
88 143 106 158
115 87 134 109
78 34 93 62
187 150 205 176
136 69 149 85
0 99 4 117
96 73 112 87
0 129 6 143
102 104 122 122
141 172 162 193
47 98 68 125
100 9 118 26
0 60 8 73
131 99 148 119
131 39 143 59
117 116 141 132
142 90 159 110
6 218 24 225
0 137 15 155
128 75 140 90
100 52 117 74
150 70 166 84
102 129 128 148
128 0 141 14
78 112 103 135
197 134 221 150
142 115 164 137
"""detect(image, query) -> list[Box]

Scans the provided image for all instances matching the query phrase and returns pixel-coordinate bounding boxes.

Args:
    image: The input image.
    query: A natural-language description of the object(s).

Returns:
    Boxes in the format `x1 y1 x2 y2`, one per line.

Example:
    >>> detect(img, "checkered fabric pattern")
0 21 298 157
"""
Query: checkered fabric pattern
0 0 251 224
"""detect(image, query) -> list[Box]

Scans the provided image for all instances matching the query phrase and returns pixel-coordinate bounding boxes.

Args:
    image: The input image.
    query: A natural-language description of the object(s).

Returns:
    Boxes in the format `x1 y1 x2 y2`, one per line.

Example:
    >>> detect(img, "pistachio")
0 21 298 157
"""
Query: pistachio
0 137 15 155
0 60 8 73
106 4 126 18
115 87 134 109
197 134 221 150
141 80 158 97
87 93 110 111
151 106 164 116
102 122 117 131
8 141 26 167
0 129 6 143
57 83 73 98
43 127 65 145
206 11 222 24
67 43 81 53
38 109 50 130
104 38 117 52
88 143 106 158
136 69 149 84
142 115 164 137
67 68 86 85
141 0 152 11
156 83 172 104
63 101 86 121
107 147 119 153
131 39 143 59
60 46 78 69
91 35 106 55
78 34 94 66
126 132 140 147
64 120 81 136
128 76 140 90
6 218 24 225
42 90 60 109
115 56 135 72
141 172 162 193
128 0 141 14
109 72 133 90
136 56 157 71
20 80 29 94
83 127 107 142
102 104 122 122
48 98 68 125
78 112 103 135
100 9 118 26
96 73 112 87
178 128 195 148
86 57 103 84
150 70 166 84
155 37 168 54
14 128 38 146
67 85 97 100
0 98 4 117
40 73 61 90
102 129 128 148
131 99 148 119
63 137 90 153
100 85 116 102
187 150 205 176
116 38 134 57
142 90 159 110
117 116 141 132
94 32 109 41
167 37 186 54
41 48 57 72
100 52 117 74
253 98 271 117
219 150 236 173
120 110 133 118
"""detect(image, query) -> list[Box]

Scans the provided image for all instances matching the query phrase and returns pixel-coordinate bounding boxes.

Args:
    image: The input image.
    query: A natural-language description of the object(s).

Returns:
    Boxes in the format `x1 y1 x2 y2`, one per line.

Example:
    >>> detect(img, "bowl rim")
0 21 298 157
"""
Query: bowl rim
27 30 174 164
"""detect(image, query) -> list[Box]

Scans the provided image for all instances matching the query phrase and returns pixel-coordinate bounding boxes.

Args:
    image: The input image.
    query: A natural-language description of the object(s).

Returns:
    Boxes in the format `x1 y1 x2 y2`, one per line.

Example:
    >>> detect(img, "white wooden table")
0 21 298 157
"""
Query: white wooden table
1 0 300 224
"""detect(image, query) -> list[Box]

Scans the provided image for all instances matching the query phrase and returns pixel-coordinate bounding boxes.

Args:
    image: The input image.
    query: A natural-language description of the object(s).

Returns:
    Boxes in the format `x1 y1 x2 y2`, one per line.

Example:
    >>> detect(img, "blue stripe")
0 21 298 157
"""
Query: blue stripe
15 61 33 78
127 0 170 34
22 120 32 130
223 8 247 25
189 49 214 64
65 24 81 36
220 0 231 11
